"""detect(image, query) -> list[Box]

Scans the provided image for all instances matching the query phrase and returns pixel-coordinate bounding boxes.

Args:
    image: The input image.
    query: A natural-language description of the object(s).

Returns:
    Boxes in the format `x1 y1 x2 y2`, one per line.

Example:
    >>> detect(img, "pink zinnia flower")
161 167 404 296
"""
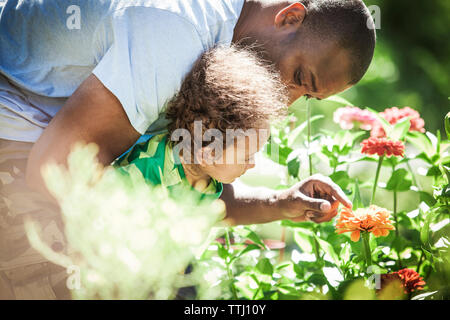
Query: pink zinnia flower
361 137 405 157
371 106 425 138
333 106 377 130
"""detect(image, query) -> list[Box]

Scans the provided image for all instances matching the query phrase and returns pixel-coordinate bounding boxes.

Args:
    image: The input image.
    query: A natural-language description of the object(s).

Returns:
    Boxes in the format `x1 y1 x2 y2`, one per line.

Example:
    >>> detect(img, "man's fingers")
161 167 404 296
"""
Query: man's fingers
331 188 352 209
296 191 332 212
307 208 338 223
306 211 322 221
318 180 352 209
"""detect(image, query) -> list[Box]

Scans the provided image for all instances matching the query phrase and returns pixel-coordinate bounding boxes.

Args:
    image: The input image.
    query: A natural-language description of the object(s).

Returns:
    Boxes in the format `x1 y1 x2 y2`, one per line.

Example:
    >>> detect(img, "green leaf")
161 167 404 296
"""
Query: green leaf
340 242 351 263
294 229 314 253
420 209 433 248
347 156 378 164
385 168 412 191
307 273 328 286
412 151 433 164
276 285 303 298
232 244 261 262
332 131 366 155
330 171 351 190
287 156 300 178
442 165 450 184
256 258 274 276
287 115 325 147
275 262 291 271
280 220 312 228
390 117 411 141
315 236 340 267
352 179 364 209
411 291 439 300
366 107 393 137
418 191 437 207
216 243 229 259
323 95 354 106
264 138 293 166
445 112 450 140
235 274 258 300
437 130 441 154
426 166 441 177
234 227 268 250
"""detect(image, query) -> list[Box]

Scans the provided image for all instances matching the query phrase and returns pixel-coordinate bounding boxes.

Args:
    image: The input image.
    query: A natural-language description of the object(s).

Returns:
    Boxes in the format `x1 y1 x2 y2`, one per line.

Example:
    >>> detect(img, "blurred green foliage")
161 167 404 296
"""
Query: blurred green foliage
26 143 225 299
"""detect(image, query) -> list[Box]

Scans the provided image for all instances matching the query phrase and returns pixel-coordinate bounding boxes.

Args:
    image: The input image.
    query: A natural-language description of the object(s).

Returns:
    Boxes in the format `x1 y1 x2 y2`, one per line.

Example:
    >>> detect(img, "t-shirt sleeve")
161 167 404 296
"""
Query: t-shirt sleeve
92 7 206 135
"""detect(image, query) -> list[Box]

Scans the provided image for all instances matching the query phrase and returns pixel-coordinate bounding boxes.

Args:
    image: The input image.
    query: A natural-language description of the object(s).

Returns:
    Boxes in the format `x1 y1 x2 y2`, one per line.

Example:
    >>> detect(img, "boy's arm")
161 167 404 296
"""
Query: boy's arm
220 175 352 226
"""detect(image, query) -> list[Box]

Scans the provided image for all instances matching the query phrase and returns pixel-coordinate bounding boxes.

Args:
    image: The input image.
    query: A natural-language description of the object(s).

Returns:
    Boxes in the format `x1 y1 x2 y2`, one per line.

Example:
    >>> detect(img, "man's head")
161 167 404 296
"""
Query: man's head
166 45 288 183
233 0 376 103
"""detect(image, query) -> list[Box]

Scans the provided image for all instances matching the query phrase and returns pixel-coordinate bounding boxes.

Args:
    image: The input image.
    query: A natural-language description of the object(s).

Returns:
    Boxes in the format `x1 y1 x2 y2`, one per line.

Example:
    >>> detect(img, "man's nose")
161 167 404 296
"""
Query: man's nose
288 87 308 105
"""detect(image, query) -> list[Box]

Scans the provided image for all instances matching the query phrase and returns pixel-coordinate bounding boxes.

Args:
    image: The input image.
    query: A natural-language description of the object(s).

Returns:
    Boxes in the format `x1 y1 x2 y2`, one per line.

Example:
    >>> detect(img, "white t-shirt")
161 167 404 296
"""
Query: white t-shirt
0 0 244 142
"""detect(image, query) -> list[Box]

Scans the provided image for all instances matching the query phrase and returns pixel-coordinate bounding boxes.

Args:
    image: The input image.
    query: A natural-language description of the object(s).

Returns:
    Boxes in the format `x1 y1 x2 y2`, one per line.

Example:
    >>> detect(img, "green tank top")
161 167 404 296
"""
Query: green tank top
114 134 223 201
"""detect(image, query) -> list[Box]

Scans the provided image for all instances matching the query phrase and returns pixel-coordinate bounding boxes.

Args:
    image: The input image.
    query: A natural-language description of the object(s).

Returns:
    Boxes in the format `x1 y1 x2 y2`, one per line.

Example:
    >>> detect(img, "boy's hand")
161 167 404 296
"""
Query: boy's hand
277 174 352 223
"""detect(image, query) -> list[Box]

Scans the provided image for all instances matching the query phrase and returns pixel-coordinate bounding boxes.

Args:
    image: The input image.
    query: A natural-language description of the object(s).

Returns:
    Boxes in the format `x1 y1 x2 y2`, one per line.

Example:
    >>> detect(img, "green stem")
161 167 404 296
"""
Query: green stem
307 99 313 176
279 227 286 263
416 250 424 273
225 230 238 300
392 165 403 269
312 236 321 263
311 226 323 293
371 156 384 205
393 189 403 269
311 225 321 262
393 188 400 238
361 232 373 268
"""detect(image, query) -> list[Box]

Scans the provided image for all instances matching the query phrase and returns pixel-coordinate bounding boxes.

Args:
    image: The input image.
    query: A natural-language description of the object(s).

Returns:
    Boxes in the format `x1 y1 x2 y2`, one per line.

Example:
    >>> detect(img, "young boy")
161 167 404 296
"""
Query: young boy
114 46 288 201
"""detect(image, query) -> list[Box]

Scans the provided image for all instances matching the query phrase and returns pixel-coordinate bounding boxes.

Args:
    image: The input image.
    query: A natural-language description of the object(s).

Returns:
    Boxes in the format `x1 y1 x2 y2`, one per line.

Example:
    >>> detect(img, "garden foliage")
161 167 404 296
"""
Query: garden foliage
26 104 449 300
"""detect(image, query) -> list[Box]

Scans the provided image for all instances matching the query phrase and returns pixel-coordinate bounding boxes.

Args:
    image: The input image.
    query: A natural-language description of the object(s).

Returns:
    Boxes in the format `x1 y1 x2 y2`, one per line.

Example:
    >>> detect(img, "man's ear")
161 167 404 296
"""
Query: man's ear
274 2 307 29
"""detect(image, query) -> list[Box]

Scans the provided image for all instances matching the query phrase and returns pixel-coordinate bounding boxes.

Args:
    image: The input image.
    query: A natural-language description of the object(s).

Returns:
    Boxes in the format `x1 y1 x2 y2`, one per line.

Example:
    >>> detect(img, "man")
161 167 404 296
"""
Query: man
0 0 375 299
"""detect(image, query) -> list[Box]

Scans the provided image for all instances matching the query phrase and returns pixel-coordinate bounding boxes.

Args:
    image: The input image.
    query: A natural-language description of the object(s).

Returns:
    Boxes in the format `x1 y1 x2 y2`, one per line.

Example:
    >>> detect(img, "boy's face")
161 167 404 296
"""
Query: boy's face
199 125 271 184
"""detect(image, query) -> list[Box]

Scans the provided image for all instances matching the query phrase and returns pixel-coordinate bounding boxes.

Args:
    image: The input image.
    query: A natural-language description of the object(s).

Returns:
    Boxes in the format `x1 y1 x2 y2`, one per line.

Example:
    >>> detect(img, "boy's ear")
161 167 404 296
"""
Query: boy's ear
274 2 307 29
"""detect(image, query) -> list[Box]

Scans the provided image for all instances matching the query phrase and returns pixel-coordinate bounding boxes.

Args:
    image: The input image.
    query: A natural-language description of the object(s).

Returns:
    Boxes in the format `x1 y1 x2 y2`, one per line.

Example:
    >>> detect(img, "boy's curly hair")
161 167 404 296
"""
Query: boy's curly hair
166 45 288 140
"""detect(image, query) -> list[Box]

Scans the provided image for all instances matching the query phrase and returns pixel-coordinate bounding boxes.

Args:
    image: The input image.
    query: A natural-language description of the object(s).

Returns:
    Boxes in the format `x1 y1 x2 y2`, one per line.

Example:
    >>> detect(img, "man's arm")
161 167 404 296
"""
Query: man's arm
26 74 141 197
219 181 285 226
220 175 352 226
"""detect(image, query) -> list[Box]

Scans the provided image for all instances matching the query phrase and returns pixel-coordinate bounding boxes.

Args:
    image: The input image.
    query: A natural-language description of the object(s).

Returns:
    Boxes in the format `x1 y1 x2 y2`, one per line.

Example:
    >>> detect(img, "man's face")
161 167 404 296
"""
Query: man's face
273 34 353 104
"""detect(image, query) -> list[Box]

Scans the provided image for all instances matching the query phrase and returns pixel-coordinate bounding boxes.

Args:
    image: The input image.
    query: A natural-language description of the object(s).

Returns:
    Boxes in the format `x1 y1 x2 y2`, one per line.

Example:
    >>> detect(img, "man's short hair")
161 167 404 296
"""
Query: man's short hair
300 0 376 85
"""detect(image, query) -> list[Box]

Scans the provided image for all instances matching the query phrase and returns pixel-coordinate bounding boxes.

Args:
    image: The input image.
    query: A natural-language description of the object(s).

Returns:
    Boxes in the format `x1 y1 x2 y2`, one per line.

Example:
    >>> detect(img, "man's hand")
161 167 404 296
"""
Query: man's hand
277 174 352 223
220 174 352 226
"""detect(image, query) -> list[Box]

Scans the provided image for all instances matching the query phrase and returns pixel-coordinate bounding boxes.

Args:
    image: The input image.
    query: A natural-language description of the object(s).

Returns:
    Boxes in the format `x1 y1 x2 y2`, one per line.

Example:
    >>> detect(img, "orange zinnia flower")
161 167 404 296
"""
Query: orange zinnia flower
336 205 395 241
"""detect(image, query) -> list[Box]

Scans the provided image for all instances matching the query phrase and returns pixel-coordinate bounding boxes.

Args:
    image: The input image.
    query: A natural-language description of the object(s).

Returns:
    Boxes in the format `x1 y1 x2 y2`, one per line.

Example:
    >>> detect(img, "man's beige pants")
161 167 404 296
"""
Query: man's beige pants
0 139 71 299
